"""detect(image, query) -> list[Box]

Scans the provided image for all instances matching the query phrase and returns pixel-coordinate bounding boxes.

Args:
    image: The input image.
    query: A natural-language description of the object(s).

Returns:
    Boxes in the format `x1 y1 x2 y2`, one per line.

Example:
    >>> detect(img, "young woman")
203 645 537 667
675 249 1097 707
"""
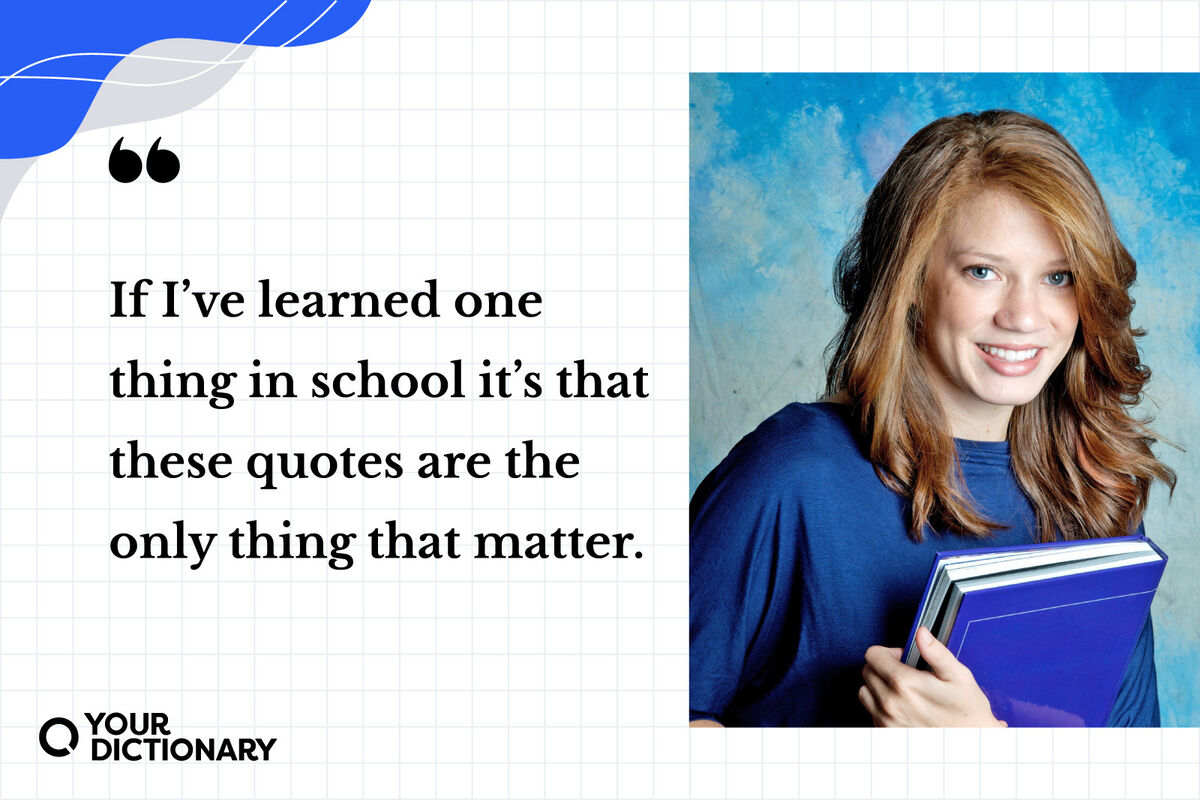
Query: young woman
689 110 1177 727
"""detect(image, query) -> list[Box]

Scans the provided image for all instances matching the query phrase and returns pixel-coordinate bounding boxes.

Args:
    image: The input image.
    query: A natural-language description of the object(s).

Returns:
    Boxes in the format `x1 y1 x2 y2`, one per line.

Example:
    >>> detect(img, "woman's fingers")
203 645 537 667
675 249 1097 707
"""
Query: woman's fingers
860 661 892 716
914 626 969 681
863 645 906 688
857 683 883 725
861 650 924 726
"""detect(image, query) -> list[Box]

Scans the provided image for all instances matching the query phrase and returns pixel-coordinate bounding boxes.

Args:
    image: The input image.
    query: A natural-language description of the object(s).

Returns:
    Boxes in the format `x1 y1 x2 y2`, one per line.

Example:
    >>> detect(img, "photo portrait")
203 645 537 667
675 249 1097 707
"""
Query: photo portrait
689 74 1199 727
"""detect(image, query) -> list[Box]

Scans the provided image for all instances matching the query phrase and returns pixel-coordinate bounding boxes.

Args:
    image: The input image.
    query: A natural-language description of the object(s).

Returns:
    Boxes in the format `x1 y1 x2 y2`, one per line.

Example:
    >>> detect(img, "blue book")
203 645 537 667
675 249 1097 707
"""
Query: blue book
900 534 1167 727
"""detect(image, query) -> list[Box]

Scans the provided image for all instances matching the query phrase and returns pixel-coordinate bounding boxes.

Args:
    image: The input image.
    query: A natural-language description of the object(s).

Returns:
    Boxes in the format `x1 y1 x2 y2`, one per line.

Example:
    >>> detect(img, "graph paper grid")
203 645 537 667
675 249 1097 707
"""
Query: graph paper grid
0 1 1198 798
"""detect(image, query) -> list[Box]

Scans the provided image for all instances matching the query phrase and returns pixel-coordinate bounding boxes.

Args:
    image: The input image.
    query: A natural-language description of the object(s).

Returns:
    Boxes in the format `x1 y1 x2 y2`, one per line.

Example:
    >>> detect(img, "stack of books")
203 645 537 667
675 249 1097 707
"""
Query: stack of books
902 534 1167 727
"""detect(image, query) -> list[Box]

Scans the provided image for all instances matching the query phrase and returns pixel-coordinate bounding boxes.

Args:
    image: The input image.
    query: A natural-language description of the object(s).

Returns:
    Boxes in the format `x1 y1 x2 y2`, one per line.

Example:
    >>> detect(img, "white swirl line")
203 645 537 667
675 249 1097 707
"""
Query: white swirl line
0 0 287 89
0 52 254 81
282 0 337 46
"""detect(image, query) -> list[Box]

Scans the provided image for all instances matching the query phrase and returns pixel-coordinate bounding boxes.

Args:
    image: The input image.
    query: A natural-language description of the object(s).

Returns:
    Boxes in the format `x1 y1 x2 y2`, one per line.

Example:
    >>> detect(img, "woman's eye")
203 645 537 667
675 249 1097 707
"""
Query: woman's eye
1045 271 1074 287
966 266 994 280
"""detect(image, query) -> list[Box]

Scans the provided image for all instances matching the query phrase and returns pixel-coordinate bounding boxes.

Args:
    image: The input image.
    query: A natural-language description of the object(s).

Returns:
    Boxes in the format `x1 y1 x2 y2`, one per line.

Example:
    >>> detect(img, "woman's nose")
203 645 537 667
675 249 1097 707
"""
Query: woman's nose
996 287 1047 331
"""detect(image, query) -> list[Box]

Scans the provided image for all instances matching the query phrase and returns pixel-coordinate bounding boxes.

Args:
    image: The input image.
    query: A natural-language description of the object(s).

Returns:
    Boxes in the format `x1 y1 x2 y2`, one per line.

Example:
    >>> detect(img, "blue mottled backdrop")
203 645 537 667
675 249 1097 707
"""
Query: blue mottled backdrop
690 74 1200 726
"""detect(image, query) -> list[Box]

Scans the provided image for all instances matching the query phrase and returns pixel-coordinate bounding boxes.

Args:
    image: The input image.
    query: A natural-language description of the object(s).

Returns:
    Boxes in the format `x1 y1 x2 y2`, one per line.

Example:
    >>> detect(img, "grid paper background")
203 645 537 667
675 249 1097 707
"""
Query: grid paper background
0 1 1197 798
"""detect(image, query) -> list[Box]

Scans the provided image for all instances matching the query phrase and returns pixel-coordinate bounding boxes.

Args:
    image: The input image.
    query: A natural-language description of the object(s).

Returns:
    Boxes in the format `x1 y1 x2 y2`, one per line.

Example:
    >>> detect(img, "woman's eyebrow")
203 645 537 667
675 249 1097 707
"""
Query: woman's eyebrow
952 249 1069 267
952 249 1009 263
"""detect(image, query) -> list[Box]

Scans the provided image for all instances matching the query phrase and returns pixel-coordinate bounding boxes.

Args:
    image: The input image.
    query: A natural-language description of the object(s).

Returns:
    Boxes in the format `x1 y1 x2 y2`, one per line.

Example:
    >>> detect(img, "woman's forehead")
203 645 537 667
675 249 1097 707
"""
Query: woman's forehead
937 189 1067 265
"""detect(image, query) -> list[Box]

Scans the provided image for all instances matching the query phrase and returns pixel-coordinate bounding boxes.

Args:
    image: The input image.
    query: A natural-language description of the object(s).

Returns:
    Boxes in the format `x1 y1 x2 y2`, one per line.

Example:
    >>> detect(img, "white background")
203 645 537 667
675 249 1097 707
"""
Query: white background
1 0 1198 798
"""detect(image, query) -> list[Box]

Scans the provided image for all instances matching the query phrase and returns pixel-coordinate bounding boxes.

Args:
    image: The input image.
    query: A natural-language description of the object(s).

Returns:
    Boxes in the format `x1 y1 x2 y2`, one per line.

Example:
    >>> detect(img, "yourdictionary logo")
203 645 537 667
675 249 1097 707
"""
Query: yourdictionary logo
38 713 277 762
38 717 79 757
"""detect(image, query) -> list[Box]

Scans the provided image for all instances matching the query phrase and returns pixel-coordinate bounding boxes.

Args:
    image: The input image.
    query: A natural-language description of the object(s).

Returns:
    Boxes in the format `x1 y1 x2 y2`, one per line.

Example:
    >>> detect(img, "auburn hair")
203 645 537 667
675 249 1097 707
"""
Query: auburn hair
824 110 1176 541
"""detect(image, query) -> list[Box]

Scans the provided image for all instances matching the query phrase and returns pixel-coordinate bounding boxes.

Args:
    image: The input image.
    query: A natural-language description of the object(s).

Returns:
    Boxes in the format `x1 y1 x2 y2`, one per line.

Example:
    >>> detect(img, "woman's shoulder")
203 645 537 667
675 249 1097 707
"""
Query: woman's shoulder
744 400 862 460
699 401 866 493
690 400 874 543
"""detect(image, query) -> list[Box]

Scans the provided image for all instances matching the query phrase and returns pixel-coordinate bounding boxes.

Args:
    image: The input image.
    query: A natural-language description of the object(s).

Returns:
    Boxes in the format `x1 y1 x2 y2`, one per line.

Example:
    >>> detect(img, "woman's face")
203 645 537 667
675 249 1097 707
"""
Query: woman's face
920 188 1079 440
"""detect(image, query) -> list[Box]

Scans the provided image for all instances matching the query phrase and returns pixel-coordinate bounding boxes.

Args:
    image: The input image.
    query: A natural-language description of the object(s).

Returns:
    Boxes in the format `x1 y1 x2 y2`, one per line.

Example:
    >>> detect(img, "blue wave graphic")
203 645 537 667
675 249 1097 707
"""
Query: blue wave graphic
0 0 371 158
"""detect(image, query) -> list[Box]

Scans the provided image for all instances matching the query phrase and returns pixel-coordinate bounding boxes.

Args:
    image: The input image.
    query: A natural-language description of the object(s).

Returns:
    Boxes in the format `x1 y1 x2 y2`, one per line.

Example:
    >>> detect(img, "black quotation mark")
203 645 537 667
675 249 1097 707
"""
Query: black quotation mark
109 137 180 183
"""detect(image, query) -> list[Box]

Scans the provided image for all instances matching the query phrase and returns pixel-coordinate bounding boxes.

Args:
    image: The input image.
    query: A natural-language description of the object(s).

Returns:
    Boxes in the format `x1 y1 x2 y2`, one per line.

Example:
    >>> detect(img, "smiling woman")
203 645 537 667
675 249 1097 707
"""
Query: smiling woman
690 109 1178 728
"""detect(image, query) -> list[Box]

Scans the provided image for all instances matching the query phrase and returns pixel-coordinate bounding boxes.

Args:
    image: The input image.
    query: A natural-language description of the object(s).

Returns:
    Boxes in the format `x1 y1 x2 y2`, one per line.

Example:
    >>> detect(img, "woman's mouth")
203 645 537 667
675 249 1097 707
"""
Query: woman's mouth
976 343 1044 376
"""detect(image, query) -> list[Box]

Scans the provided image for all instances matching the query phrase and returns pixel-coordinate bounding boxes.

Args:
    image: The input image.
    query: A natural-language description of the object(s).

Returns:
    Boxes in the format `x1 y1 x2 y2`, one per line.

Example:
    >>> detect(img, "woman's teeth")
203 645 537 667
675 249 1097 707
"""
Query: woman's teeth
980 345 1038 362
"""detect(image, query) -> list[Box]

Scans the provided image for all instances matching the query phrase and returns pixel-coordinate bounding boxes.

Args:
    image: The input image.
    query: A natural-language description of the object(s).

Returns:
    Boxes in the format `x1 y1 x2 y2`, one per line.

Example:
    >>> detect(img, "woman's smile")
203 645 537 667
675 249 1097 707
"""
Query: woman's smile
975 343 1044 375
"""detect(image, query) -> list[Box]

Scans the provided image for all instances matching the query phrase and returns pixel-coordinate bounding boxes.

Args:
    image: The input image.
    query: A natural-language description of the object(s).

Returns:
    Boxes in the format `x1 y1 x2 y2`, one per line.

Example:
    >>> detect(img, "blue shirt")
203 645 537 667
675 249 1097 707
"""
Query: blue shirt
690 402 1159 726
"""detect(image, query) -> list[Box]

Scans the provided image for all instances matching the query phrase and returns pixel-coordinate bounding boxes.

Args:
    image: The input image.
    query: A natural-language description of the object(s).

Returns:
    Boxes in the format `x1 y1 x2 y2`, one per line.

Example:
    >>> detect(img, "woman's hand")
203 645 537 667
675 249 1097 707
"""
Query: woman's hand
858 626 1007 727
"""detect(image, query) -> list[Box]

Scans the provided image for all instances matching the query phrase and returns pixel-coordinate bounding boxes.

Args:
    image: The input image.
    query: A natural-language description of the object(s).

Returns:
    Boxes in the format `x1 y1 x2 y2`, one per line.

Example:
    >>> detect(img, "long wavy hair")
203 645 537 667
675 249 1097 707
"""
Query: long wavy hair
824 110 1176 542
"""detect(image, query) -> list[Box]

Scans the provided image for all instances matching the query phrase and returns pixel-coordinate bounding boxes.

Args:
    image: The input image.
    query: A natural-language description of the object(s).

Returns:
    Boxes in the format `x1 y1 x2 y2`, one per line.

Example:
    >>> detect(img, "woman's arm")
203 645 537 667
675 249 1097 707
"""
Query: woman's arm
689 718 725 728
690 418 802 726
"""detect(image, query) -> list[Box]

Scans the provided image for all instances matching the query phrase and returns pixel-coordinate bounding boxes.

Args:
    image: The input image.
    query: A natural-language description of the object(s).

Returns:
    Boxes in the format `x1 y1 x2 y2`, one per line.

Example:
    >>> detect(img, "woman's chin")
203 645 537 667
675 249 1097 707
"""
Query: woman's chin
971 386 1043 411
